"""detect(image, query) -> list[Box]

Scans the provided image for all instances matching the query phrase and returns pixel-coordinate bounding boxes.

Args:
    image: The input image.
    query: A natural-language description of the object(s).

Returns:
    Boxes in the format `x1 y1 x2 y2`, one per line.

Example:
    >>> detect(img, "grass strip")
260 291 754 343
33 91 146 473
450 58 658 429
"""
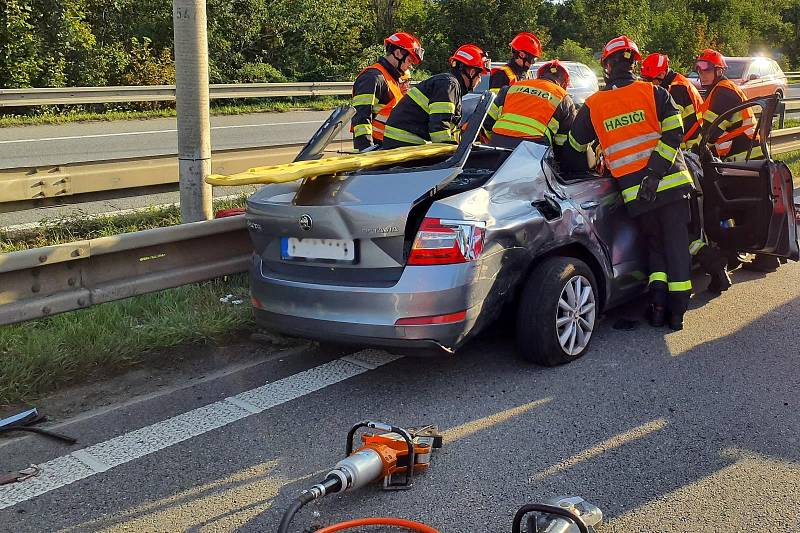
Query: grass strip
0 195 255 405
0 274 253 406
0 97 349 128
775 149 800 187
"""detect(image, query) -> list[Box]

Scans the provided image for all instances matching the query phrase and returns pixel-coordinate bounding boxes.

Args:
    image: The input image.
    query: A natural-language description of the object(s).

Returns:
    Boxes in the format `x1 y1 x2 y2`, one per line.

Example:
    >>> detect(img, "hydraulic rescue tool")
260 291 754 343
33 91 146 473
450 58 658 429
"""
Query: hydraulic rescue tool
513 496 604 533
277 421 443 533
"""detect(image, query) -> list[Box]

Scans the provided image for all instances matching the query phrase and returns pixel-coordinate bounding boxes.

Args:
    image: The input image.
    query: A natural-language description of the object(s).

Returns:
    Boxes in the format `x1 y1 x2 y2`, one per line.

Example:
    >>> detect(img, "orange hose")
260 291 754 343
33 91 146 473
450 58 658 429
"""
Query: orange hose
315 517 441 533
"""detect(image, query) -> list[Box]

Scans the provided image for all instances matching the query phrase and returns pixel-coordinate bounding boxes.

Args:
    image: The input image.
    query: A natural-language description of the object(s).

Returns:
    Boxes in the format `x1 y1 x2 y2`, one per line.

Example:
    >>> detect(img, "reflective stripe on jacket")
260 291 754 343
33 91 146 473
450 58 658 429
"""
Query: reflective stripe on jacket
489 65 518 93
700 79 756 158
491 78 567 143
351 62 403 142
587 81 663 177
382 72 464 147
668 74 703 149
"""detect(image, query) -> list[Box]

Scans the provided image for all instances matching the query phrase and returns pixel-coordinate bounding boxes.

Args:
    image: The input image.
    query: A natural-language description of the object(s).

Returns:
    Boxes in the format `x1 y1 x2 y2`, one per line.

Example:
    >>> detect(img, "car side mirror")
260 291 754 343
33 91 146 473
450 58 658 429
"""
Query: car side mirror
748 73 760 81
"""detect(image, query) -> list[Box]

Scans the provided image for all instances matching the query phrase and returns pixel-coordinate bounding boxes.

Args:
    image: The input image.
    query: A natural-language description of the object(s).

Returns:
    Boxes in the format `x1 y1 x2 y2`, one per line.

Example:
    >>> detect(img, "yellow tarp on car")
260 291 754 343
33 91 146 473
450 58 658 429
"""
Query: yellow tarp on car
205 143 457 186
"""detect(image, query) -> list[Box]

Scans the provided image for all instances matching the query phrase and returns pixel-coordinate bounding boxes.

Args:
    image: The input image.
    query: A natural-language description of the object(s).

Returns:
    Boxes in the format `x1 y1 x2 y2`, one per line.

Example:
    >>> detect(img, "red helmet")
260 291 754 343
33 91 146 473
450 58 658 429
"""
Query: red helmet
536 59 570 87
384 32 424 65
601 35 642 63
696 48 727 69
641 53 669 79
510 32 542 58
450 44 491 74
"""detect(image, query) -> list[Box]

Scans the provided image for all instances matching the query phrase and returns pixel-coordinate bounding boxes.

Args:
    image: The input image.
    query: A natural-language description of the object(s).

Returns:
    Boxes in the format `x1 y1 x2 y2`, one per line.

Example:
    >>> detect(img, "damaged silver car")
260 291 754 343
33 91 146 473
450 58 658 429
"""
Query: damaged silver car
245 93 798 365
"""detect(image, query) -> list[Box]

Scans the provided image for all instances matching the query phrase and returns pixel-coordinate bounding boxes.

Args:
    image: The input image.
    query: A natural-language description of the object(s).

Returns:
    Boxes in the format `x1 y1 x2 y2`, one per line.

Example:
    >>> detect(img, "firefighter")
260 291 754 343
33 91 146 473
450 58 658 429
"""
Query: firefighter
483 59 577 151
641 53 703 150
382 44 490 149
641 52 731 292
488 32 542 92
695 48 779 273
695 49 761 162
351 32 424 151
561 36 694 330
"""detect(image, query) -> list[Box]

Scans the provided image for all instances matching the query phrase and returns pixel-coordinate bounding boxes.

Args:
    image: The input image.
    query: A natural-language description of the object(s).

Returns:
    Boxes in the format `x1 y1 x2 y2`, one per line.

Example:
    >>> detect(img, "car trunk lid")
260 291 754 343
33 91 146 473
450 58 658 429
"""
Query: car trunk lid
245 92 495 286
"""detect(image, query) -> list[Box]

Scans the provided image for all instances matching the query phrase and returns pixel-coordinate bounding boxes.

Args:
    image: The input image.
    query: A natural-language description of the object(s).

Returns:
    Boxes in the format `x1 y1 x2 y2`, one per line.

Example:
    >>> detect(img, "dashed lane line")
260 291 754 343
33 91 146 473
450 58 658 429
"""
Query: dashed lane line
0 350 401 510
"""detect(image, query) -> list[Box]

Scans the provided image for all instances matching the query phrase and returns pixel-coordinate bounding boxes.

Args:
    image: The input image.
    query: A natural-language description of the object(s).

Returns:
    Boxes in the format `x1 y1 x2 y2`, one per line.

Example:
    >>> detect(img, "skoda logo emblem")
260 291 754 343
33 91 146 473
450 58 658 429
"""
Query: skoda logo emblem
299 214 313 231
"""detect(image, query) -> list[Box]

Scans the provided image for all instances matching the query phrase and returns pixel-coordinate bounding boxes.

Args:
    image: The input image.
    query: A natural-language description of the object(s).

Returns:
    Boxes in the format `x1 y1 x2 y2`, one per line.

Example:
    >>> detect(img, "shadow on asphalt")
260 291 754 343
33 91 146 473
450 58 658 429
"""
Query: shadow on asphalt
7 273 799 532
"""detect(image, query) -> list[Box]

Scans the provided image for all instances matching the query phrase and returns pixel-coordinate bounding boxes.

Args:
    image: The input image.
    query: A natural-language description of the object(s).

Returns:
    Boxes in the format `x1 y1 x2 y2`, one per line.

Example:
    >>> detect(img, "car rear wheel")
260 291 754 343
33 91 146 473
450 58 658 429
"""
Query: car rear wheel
516 257 598 366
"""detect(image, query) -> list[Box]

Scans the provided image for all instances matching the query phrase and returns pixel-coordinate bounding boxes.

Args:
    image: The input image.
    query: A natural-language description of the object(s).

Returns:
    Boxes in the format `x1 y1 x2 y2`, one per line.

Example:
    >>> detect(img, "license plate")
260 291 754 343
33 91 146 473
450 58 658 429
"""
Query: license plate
281 237 355 261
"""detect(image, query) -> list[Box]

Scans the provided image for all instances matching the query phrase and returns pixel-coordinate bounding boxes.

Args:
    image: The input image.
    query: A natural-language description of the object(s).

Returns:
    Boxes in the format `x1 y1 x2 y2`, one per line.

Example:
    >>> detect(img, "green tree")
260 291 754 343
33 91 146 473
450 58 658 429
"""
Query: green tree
1 1 42 87
434 0 543 69
550 39 599 71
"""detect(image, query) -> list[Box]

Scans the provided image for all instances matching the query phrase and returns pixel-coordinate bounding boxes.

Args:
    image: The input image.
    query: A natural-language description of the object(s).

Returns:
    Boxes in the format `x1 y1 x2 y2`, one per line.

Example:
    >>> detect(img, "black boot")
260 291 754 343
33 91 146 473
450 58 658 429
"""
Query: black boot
668 312 684 331
743 254 780 272
707 268 732 293
696 246 732 293
647 304 666 328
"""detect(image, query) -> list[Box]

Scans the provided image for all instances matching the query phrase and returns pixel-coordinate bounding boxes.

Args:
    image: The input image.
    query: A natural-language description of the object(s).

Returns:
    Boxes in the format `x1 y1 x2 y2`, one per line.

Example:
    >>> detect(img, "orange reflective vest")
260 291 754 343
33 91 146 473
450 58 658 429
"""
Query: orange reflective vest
701 79 756 157
492 78 567 142
669 74 703 146
489 65 518 93
586 81 661 178
351 62 403 142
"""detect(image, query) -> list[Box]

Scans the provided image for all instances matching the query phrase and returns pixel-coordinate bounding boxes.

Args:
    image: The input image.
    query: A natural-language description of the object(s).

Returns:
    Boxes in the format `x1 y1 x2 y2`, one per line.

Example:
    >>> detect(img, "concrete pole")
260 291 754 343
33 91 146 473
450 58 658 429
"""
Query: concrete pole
173 0 213 222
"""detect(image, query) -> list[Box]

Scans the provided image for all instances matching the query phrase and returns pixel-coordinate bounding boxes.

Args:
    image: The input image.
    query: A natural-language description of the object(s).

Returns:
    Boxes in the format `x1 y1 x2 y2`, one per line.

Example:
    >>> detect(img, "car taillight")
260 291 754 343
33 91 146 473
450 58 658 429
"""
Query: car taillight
395 310 467 326
407 218 486 265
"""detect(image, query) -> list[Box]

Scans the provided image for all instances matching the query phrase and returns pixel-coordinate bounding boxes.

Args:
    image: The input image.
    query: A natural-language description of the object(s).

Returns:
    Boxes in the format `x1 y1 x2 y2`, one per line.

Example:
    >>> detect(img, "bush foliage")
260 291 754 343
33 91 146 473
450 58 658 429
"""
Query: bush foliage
2 0 800 89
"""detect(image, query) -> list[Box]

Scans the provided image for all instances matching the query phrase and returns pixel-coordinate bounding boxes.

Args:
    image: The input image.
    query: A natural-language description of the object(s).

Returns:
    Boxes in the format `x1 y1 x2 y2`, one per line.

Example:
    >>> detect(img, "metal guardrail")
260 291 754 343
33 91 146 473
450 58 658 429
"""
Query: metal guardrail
0 82 354 107
771 125 800 153
0 143 307 213
2 73 799 107
0 215 250 326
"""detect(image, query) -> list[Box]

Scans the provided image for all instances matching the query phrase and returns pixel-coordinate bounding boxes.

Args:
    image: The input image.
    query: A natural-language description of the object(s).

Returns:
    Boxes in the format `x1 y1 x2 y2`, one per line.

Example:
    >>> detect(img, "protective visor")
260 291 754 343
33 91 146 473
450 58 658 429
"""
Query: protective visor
481 56 491 74
412 44 425 64
695 60 716 72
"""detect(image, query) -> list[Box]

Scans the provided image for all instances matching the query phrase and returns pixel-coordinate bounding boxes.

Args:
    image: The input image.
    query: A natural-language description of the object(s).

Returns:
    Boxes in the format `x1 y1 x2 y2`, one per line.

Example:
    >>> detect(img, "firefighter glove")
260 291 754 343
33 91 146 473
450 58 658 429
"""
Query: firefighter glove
637 174 659 203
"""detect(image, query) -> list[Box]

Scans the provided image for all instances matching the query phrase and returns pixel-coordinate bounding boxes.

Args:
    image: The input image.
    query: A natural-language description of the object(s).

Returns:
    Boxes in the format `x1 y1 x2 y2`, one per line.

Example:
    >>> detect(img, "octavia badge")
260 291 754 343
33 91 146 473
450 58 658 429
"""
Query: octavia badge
299 214 313 231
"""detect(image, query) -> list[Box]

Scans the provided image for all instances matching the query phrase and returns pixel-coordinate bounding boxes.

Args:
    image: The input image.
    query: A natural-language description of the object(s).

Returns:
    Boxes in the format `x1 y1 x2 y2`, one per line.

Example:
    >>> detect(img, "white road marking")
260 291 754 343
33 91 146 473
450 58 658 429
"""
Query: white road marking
0 350 401 510
0 120 325 145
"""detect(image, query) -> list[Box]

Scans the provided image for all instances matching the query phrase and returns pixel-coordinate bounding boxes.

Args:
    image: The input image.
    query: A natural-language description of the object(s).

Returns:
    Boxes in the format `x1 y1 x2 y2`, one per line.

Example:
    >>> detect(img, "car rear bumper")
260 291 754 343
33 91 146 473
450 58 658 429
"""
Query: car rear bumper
249 254 490 351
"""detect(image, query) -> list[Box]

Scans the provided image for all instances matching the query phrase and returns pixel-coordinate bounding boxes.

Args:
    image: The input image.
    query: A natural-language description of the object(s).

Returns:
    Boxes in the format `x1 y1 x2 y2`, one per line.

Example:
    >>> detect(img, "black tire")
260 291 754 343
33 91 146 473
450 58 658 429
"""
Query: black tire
515 257 599 366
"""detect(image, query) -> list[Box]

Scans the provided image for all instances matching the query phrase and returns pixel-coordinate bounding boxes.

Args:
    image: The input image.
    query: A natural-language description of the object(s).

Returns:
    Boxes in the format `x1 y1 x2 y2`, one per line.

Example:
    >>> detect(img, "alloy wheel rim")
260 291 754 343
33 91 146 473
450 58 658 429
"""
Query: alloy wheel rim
555 275 596 356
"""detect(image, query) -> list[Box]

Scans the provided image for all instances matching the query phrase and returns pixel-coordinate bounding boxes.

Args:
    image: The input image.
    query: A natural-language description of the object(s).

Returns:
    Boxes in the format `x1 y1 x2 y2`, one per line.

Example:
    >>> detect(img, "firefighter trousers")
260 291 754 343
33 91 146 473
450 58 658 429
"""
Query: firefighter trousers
639 198 692 317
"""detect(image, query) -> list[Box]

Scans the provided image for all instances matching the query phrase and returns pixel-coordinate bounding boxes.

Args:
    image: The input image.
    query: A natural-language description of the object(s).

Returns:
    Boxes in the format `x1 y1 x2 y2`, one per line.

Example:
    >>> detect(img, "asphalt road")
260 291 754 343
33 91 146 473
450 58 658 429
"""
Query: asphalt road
1 261 799 532
0 110 335 168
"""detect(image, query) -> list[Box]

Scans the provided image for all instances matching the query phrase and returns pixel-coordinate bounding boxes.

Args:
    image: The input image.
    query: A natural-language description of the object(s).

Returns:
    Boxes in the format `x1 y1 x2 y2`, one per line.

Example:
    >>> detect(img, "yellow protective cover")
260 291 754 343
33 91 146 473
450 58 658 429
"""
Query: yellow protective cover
205 144 457 186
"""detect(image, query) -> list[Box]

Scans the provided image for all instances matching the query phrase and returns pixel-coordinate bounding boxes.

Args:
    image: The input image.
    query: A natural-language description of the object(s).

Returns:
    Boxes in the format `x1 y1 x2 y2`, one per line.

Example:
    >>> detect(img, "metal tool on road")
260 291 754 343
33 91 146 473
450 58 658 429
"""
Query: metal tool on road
513 496 603 533
0 407 76 444
0 464 40 486
277 420 443 533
